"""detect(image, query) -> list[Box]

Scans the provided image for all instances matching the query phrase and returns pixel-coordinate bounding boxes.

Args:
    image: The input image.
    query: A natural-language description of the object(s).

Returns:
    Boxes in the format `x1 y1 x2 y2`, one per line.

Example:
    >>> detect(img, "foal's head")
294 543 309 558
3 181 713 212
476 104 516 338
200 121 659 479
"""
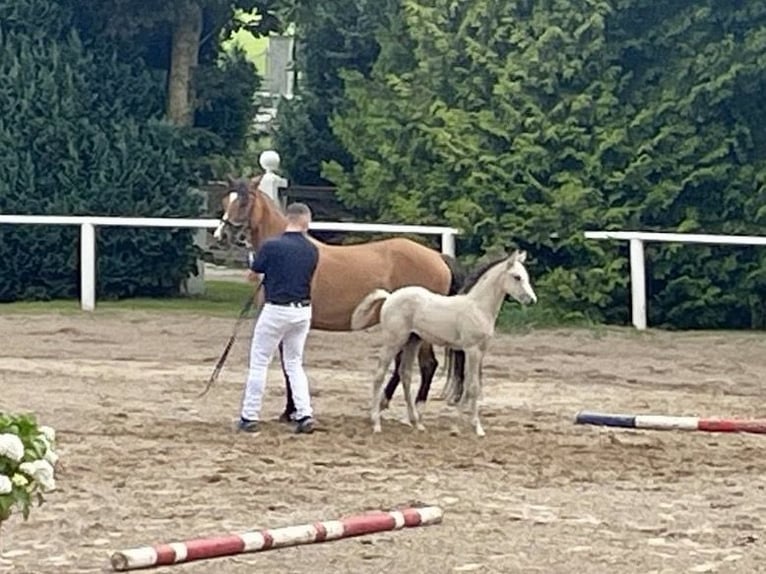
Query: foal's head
462 250 538 306
499 250 537 305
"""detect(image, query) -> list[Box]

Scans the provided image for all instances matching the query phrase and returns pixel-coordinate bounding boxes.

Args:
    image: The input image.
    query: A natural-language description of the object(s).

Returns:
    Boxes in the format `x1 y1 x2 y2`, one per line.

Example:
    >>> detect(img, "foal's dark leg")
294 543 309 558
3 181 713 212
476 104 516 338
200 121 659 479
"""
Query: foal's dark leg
382 349 403 409
452 350 466 405
415 343 438 405
278 341 297 423
384 336 437 408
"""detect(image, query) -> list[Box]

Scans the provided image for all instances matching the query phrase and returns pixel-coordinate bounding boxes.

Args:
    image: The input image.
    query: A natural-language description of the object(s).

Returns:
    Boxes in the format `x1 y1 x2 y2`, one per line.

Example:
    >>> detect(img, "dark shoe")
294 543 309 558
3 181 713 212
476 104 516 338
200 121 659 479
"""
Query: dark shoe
237 418 260 433
278 411 296 424
294 416 315 434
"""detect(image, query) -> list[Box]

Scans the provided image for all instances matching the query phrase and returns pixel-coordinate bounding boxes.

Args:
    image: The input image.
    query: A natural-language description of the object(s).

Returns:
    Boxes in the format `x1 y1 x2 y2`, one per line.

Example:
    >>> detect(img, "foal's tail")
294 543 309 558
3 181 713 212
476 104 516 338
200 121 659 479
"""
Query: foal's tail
350 289 391 330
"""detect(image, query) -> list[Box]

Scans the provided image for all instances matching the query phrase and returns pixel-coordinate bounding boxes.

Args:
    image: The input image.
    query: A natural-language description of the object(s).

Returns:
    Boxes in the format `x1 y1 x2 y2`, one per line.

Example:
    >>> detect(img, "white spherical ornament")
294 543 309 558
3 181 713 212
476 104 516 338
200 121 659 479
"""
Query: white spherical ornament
259 150 281 172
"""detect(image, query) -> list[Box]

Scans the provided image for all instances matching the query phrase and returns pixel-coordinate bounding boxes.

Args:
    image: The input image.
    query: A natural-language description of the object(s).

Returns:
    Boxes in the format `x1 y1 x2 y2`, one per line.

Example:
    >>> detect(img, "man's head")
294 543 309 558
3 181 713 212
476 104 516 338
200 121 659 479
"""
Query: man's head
285 202 312 232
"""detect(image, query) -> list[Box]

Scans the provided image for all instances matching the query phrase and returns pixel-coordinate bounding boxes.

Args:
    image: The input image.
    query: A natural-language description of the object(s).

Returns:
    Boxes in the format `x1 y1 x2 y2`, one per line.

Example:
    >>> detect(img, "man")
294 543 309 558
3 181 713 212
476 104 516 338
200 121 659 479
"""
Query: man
238 202 319 434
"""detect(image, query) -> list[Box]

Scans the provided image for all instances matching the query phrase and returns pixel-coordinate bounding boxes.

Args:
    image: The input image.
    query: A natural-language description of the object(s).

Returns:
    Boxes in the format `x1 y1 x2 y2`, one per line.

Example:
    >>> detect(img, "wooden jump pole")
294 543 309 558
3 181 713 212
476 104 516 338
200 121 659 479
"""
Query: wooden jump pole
575 410 766 434
110 506 444 571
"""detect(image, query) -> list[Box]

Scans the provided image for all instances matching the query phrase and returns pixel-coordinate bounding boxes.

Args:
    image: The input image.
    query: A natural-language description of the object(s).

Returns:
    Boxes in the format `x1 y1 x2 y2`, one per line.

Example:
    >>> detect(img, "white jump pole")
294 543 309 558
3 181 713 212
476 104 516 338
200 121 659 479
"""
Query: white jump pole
80 222 96 312
629 238 646 330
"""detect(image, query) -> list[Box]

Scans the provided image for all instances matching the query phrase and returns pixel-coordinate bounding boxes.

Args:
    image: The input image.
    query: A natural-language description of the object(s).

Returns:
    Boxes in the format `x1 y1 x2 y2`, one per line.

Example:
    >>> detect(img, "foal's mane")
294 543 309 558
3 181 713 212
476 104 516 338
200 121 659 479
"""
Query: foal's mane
458 254 510 294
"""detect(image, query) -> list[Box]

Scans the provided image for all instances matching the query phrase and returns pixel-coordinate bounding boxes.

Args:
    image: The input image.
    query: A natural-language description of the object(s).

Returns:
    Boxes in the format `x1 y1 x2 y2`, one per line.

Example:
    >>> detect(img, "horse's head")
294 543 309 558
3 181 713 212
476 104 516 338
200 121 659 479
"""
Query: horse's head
212 175 264 248
501 250 537 305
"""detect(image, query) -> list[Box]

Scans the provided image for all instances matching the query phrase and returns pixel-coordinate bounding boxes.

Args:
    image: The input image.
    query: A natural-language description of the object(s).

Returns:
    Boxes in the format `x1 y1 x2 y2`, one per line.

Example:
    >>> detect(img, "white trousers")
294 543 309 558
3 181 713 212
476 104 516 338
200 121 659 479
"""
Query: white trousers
240 303 313 421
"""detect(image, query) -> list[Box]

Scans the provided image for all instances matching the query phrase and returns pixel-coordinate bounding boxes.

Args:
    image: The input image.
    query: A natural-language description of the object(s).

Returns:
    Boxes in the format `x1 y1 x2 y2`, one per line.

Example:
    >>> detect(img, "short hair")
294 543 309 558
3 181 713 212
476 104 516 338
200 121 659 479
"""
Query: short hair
285 202 312 220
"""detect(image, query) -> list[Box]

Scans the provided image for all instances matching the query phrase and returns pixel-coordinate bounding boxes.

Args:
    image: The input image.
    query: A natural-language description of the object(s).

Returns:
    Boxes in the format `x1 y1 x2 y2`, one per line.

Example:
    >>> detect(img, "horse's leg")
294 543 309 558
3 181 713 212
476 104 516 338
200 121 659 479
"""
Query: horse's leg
371 345 401 433
415 342 438 416
381 349 403 411
447 350 466 406
278 341 297 423
465 348 485 437
438 348 452 400
401 339 425 431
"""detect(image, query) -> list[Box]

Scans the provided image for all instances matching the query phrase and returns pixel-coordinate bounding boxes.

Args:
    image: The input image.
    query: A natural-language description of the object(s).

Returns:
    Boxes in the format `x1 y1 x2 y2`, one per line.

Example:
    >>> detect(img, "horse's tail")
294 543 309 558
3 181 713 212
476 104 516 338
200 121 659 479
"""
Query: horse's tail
350 289 391 330
440 348 466 404
437 253 466 402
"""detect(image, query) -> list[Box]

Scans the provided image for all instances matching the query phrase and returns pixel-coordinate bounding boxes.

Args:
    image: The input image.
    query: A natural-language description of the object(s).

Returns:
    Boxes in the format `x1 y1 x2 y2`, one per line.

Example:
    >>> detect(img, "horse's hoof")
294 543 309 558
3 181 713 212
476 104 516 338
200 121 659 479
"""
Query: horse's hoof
372 423 382 433
475 427 486 437
416 423 426 432
449 424 460 436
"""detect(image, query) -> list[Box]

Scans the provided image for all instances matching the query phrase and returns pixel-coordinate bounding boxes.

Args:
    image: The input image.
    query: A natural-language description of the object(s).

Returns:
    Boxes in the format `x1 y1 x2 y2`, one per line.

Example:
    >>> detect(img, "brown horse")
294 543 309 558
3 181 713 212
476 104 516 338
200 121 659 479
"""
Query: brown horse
212 175 464 422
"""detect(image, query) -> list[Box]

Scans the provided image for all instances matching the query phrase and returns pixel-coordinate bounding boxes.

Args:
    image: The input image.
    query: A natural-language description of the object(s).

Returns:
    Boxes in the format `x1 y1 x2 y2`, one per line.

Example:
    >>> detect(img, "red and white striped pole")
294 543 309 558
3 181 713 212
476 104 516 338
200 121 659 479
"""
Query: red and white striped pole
575 410 766 434
110 506 444 571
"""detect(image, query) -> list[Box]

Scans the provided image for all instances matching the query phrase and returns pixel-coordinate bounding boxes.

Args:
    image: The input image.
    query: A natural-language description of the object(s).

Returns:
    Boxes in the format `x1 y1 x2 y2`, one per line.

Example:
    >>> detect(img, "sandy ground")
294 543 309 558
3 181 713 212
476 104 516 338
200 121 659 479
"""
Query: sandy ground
1 311 766 573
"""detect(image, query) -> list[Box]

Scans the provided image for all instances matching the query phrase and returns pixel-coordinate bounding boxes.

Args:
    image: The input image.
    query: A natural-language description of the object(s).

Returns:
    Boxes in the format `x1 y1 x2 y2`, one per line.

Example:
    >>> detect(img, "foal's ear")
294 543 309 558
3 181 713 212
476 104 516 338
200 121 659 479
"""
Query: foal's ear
225 174 235 186
505 250 526 268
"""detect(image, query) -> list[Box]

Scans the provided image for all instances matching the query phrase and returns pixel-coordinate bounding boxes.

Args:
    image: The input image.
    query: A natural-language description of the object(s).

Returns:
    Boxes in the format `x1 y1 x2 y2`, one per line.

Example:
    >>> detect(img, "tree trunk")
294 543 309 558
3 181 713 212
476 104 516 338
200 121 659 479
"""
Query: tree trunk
166 0 202 126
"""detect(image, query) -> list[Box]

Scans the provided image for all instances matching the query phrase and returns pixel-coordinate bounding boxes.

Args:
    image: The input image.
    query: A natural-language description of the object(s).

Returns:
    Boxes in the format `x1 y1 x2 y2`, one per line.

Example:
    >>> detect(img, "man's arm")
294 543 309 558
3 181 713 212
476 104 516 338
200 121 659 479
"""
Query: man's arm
310 244 320 275
249 243 271 273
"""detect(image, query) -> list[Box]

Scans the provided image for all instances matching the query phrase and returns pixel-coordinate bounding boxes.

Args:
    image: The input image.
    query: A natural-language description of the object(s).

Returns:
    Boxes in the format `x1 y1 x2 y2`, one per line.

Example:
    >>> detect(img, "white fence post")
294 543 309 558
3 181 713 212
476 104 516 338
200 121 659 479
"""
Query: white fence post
80 222 96 312
441 231 455 257
258 150 289 208
629 238 647 330
583 230 766 330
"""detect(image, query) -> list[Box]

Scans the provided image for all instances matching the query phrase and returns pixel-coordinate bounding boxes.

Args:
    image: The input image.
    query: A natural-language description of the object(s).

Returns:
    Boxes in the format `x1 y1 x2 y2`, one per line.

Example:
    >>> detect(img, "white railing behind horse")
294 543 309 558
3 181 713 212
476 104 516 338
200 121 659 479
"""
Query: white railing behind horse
0 215 460 312
583 230 766 331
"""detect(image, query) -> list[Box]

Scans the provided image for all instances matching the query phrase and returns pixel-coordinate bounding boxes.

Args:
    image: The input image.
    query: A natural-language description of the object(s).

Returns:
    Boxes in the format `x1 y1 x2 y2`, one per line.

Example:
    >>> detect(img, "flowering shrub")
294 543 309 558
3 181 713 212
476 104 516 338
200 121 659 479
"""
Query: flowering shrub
0 413 58 525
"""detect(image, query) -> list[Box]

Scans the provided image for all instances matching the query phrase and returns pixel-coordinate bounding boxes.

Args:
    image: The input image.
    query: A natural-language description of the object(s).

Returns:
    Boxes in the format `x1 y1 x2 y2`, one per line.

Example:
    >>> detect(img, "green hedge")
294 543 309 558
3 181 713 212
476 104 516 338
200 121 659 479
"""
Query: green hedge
323 0 766 330
0 1 202 301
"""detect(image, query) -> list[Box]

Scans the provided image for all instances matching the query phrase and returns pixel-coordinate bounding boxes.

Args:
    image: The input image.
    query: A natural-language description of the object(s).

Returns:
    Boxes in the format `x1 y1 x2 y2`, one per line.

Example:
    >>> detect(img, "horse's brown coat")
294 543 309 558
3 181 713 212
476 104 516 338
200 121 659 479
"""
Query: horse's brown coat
227 179 452 329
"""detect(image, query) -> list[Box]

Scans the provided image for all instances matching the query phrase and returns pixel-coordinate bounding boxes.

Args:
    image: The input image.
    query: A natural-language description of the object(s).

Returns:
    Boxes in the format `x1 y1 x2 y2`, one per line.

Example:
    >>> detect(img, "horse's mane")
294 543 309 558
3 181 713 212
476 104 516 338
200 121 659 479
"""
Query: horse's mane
459 254 510 294
256 187 282 211
231 175 281 212
232 177 250 199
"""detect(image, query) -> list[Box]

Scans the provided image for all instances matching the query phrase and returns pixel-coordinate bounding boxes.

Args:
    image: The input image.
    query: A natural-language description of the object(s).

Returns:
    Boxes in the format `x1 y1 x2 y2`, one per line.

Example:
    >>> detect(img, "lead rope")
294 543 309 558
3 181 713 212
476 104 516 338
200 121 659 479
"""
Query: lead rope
199 277 263 398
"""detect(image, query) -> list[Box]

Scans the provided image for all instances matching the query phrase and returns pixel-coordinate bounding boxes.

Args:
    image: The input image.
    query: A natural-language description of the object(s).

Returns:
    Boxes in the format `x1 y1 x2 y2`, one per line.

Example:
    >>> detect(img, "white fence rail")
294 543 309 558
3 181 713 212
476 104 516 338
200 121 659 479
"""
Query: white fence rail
584 230 766 330
0 215 460 312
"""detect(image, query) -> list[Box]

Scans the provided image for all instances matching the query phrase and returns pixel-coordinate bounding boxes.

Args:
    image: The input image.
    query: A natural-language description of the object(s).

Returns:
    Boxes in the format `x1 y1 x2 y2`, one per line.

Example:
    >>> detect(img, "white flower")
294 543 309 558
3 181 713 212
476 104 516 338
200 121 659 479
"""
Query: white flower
19 460 56 492
39 426 56 444
0 433 25 462
44 448 59 466
38 434 51 452
11 473 28 487
0 475 12 495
